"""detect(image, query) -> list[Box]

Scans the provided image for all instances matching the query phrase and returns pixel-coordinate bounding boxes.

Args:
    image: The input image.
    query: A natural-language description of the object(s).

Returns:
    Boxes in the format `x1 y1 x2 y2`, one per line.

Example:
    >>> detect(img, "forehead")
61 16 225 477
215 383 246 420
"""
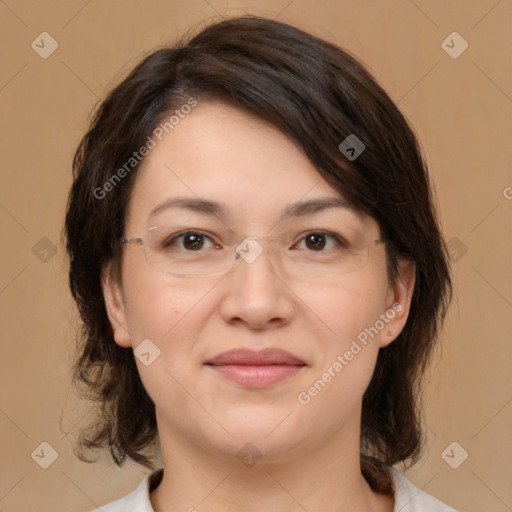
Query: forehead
125 102 375 232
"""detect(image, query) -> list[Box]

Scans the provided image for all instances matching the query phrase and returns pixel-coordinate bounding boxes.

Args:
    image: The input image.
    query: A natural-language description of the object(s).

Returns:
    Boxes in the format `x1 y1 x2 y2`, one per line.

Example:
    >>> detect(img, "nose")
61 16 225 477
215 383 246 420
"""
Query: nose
218 240 296 330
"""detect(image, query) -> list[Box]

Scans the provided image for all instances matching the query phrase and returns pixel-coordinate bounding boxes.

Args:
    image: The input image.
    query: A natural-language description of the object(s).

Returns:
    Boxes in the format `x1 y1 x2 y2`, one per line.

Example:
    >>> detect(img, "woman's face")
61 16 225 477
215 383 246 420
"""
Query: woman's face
102 101 414 463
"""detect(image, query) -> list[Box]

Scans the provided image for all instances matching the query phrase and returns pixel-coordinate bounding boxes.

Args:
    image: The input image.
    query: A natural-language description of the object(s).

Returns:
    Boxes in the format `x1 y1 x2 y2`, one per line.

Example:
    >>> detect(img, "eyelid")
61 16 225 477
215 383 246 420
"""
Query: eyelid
290 230 348 248
164 230 220 248
148 226 358 248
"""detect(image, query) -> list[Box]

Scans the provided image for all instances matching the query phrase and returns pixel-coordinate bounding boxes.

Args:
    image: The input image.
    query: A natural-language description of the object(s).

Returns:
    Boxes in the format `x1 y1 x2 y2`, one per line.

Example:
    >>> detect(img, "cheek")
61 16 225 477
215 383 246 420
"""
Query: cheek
298 268 390 407
122 254 208 342
295 285 386 431
122 274 212 418
311 269 390 351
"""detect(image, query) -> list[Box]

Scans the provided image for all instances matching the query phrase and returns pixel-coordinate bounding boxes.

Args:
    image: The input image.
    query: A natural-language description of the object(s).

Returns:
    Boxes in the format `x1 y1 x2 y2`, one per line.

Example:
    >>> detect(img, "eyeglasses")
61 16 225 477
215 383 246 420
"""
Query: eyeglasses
120 225 384 279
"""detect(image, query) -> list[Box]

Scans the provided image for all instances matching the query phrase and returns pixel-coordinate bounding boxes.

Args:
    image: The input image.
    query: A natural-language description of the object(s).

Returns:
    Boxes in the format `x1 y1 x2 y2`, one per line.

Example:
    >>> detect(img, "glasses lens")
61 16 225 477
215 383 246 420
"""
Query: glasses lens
284 237 370 276
139 226 375 278
144 226 234 277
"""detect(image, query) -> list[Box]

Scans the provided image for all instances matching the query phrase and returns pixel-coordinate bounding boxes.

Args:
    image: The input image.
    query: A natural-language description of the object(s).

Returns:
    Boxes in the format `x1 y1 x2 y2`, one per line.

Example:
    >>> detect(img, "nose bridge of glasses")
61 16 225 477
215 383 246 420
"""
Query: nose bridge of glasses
233 233 284 267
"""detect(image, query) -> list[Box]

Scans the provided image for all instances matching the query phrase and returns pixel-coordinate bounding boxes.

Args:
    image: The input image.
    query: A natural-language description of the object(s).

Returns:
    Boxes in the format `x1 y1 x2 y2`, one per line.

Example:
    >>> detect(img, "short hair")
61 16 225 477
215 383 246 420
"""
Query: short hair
64 15 452 494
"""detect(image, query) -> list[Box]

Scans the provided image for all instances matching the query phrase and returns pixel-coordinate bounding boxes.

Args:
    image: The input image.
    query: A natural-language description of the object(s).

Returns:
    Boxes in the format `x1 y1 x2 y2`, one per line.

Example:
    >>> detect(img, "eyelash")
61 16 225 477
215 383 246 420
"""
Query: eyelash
162 230 348 251
292 231 349 251
163 231 219 250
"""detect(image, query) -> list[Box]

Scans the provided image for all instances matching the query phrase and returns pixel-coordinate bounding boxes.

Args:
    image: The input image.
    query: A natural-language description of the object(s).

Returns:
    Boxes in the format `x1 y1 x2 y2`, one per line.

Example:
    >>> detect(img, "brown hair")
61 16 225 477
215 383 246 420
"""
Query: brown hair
64 15 452 494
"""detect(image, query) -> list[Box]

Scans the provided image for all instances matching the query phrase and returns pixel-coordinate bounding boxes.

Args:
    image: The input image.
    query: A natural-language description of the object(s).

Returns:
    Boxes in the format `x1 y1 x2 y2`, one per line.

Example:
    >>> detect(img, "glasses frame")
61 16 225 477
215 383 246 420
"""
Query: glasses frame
120 228 385 279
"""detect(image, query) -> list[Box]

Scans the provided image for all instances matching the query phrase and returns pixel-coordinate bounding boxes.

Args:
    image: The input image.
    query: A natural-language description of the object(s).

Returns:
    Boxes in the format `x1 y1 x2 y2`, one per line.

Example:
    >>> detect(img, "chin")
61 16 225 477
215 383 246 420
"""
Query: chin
200 409 306 462
207 433 304 468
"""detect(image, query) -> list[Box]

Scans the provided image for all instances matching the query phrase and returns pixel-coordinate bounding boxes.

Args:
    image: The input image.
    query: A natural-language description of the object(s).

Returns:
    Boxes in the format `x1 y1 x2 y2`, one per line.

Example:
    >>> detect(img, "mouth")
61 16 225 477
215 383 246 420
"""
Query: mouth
205 348 307 388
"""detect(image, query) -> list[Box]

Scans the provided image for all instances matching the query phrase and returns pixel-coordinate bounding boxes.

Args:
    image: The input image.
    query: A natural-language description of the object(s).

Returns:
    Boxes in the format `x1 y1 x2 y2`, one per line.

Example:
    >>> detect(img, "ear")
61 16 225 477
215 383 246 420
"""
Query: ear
379 259 416 348
101 262 131 348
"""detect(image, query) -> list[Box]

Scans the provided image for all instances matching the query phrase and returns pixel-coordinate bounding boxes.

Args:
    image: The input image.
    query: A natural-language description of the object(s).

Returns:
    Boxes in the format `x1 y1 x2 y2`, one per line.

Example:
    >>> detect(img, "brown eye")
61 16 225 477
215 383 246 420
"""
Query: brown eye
162 231 217 251
304 233 326 251
182 233 205 250
293 231 347 252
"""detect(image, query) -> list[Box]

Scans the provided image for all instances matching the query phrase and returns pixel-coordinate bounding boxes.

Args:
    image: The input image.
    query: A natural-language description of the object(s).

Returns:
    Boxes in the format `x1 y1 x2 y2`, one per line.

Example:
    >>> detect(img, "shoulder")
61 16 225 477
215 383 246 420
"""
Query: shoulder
90 468 163 512
388 466 457 512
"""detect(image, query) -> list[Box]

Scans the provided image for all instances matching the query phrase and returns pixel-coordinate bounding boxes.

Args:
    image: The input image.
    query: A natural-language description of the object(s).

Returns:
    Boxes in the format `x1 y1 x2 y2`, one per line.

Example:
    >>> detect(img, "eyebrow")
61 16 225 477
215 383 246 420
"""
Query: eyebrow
148 196 353 219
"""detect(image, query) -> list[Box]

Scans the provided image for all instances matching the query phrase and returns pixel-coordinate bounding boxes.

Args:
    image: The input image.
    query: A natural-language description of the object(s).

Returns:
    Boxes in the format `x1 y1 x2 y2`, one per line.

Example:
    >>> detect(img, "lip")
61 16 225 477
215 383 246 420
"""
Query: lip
205 348 306 388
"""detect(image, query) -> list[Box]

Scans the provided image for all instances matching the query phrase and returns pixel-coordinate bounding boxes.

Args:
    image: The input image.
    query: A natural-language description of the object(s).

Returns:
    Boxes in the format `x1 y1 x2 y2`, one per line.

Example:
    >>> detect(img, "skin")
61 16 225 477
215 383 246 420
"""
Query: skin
102 102 415 512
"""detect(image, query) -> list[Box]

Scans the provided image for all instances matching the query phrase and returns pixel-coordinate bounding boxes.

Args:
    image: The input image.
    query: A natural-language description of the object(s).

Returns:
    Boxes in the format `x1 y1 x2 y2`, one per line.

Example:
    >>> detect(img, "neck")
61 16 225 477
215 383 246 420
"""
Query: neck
150 411 394 512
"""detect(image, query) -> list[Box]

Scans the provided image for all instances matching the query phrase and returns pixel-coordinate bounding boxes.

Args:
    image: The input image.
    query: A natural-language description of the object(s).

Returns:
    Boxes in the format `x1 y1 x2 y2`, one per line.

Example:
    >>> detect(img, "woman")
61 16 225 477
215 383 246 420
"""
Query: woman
65 15 454 512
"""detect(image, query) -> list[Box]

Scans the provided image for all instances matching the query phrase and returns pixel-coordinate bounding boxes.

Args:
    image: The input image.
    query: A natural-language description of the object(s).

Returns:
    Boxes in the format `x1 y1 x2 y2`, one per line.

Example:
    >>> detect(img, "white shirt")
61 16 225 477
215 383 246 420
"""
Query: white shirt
93 466 456 511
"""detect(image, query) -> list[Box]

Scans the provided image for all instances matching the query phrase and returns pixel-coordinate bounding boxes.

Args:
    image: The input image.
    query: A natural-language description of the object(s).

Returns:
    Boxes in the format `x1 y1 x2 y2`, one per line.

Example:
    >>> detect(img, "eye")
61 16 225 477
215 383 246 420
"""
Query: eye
164 231 220 251
293 231 347 252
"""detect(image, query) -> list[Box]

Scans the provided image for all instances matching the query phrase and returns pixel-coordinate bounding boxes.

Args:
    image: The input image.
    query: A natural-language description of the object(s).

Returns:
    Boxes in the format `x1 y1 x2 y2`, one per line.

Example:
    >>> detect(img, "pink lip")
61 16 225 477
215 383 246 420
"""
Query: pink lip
205 348 306 388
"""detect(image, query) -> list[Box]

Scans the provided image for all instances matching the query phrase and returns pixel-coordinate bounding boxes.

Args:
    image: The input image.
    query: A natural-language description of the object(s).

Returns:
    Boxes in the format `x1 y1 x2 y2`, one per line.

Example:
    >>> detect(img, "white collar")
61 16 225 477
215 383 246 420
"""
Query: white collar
96 466 456 511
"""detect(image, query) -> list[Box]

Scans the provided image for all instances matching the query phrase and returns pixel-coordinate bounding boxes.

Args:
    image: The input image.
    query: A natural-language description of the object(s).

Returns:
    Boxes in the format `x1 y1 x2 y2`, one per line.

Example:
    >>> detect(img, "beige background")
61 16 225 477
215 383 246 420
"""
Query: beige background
1 0 511 511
